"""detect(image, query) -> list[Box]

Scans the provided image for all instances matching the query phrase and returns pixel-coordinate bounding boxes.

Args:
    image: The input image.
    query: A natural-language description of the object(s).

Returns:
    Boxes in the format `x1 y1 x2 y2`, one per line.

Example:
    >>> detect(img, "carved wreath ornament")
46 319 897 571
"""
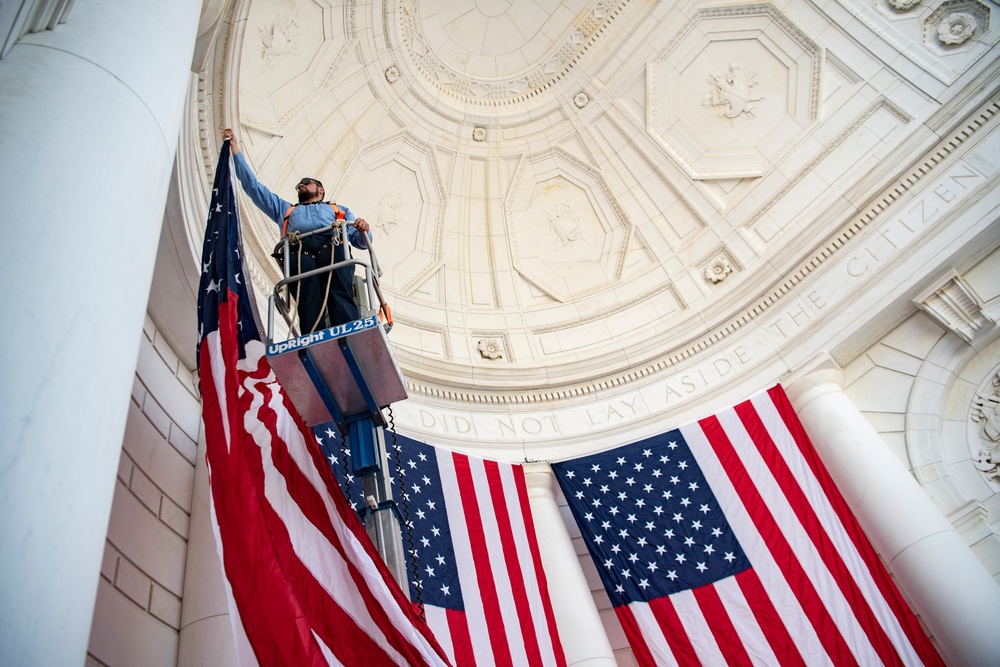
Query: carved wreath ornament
938 12 977 45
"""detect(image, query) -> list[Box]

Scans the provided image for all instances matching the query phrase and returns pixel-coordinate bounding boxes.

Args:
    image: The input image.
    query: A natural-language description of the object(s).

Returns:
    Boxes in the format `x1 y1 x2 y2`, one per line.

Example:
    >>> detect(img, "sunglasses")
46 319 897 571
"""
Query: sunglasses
297 178 323 189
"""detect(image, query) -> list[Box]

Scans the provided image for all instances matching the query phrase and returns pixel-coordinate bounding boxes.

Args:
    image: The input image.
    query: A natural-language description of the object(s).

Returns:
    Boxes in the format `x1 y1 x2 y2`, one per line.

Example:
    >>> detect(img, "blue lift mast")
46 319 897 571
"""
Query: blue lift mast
263 222 409 589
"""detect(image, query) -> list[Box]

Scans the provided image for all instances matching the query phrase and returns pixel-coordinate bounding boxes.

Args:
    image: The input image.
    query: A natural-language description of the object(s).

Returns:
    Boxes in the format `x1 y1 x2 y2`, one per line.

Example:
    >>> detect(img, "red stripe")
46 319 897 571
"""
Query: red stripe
735 398 904 667
615 605 658 667
699 414 860 667
769 386 944 667
648 594 700 666
734 569 806 667
512 464 568 667
453 454 513 665
446 607 476 666
693 584 753 666
247 363 442 666
484 460 544 666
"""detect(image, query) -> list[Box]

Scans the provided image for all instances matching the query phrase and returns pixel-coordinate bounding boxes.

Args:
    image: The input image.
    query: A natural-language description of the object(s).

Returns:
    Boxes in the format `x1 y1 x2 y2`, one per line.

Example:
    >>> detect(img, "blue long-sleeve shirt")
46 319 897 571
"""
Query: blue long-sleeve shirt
232 151 369 248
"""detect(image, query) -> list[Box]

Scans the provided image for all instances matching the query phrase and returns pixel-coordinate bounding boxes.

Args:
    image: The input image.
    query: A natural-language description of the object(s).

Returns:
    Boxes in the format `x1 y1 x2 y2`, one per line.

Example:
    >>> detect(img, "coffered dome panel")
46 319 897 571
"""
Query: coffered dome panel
647 3 822 179
506 150 630 302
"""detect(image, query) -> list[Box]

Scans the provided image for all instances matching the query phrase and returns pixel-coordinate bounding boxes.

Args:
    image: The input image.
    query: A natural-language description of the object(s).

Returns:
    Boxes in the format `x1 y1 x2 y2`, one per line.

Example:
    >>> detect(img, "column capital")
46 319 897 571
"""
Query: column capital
522 461 558 501
784 352 845 411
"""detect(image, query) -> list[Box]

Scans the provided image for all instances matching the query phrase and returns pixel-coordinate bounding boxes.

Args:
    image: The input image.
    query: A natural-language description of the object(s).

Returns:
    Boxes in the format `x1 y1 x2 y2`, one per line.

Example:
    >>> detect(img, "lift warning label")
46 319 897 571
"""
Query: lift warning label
266 316 379 356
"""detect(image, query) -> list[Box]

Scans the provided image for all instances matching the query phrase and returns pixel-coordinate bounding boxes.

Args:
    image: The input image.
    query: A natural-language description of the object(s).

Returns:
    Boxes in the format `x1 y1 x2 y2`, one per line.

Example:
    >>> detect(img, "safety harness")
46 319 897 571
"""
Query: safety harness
282 201 345 237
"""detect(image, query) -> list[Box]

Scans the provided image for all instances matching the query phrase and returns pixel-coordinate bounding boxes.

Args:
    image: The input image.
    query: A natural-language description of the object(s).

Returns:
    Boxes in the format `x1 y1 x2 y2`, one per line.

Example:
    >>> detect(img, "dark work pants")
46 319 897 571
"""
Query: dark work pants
292 237 359 333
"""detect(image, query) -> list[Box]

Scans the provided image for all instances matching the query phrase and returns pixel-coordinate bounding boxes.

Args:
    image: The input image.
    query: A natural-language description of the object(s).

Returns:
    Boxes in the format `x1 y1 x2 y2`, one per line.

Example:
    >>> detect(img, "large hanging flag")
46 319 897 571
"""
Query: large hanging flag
197 139 450 667
314 428 567 667
552 385 942 667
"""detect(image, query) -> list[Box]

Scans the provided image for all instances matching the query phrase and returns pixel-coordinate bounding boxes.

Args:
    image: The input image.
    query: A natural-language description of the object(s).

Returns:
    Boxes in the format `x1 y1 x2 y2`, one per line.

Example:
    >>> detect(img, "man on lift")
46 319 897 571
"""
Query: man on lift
223 128 371 333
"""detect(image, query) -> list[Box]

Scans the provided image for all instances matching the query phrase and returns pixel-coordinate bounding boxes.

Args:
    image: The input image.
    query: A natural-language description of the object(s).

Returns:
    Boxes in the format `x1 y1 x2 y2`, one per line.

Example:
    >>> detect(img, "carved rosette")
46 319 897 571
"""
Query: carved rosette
385 65 399 83
971 371 1000 483
472 126 487 142
477 338 504 360
938 12 977 44
705 257 733 283
888 0 921 10
574 92 590 109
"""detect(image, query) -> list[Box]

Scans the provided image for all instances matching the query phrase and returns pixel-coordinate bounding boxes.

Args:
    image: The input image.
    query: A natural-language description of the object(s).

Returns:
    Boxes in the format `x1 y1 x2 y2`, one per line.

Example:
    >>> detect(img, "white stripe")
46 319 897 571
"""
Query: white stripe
680 422 836 667
437 449 495 666
423 605 456 667
713 574 781 666
627 602 678 666
712 407 884 666
468 457 528 665
751 392 923 665
206 330 231 449
313 630 346 667
670 588 728 666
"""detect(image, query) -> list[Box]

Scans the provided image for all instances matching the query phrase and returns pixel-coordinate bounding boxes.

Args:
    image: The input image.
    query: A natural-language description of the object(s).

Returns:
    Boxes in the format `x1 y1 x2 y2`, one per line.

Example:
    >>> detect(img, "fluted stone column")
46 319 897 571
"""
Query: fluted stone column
785 354 1000 667
523 462 617 667
0 2 202 664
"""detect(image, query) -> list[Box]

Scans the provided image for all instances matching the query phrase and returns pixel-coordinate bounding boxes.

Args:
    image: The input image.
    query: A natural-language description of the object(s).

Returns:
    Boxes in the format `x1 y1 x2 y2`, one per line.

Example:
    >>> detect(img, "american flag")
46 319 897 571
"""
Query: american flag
314 427 566 667
197 139 450 667
552 386 942 667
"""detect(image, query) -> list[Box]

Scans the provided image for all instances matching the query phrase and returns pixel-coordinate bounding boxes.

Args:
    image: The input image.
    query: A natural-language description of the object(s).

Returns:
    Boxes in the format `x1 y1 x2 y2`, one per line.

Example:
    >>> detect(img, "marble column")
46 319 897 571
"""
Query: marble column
523 462 617 667
785 354 1000 667
0 2 202 664
177 435 240 667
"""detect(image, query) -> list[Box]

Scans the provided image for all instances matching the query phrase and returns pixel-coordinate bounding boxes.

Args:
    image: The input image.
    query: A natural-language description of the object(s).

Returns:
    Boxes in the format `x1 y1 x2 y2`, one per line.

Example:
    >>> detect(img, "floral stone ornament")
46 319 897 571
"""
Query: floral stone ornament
477 338 503 360
705 257 733 283
938 12 977 45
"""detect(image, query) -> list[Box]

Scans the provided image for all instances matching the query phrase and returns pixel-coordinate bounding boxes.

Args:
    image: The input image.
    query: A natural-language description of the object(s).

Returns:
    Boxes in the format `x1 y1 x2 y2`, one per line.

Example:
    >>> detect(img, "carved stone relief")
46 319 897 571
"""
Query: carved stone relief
704 64 763 122
259 13 299 70
971 370 1000 483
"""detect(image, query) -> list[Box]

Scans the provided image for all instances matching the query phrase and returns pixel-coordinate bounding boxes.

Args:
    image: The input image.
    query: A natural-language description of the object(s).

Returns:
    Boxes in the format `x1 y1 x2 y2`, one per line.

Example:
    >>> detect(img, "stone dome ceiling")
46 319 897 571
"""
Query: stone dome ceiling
197 0 999 428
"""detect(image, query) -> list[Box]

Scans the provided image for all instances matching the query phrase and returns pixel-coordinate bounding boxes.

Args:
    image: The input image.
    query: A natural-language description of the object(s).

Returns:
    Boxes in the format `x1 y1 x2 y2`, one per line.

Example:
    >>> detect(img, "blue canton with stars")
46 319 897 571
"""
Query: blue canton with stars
196 138 260 366
312 423 464 610
552 430 751 607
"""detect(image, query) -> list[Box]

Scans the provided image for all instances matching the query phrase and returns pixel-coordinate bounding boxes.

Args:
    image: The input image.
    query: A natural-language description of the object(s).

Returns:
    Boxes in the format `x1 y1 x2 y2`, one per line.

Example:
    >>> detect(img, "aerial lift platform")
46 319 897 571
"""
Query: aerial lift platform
263 221 409 588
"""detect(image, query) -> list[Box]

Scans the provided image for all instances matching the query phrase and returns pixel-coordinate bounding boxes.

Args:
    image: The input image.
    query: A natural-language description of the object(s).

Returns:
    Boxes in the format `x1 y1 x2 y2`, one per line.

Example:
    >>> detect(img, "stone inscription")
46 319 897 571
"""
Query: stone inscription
845 162 985 281
662 346 753 403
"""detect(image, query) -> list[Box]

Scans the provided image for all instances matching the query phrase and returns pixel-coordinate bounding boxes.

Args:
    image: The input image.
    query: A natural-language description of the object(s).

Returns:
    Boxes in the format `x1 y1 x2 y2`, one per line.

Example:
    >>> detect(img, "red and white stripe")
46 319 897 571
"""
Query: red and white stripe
201 295 451 667
614 386 942 667
432 448 566 667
